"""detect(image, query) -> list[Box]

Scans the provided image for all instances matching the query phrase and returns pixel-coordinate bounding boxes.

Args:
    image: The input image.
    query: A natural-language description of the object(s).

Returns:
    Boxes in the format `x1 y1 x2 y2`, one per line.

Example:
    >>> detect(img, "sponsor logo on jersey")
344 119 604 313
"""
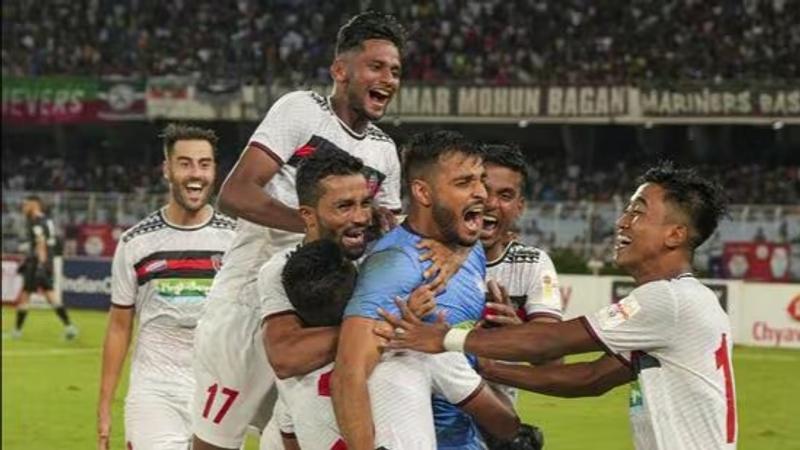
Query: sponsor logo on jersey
143 259 167 274
154 278 213 303
598 296 641 329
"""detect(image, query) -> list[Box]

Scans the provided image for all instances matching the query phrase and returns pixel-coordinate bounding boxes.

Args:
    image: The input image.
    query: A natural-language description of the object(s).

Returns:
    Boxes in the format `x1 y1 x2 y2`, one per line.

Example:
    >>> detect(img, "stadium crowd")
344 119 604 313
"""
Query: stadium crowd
3 0 798 84
3 152 797 205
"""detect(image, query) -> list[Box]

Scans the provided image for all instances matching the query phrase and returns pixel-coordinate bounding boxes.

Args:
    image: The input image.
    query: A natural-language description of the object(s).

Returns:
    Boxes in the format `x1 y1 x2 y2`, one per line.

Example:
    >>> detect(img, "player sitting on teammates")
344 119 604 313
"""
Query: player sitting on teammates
97 124 236 450
379 161 737 450
275 239 520 450
192 12 406 449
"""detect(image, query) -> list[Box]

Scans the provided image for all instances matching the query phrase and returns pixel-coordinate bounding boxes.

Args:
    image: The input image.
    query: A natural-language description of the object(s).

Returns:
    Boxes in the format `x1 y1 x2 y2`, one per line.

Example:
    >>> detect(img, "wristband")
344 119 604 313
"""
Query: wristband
443 328 470 352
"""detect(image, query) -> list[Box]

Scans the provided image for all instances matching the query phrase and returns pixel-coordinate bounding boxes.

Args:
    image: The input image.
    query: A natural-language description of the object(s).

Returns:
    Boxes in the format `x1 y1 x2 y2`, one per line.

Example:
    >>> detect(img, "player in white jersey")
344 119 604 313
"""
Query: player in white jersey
191 12 406 450
97 124 235 450
269 239 519 450
379 161 737 450
480 145 562 327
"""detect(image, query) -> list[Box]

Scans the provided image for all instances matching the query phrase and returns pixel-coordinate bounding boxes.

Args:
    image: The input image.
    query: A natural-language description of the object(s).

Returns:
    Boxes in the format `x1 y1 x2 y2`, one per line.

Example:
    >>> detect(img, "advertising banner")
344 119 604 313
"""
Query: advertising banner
2 77 101 124
76 224 119 257
738 283 800 348
61 257 112 310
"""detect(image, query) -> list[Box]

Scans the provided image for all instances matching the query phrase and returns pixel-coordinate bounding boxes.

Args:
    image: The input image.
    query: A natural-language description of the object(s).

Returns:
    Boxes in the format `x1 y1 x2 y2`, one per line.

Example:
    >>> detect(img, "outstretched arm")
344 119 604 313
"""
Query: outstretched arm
479 354 633 398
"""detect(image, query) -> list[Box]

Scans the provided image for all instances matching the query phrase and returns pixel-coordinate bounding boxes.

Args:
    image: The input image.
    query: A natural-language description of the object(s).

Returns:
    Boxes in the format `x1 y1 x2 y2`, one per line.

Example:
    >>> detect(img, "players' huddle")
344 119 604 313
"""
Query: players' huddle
98 11 737 450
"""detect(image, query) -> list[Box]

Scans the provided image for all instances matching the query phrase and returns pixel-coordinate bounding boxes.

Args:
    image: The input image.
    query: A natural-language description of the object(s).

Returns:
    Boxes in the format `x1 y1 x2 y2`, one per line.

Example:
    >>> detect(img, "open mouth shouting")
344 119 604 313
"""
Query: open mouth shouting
462 203 485 234
615 234 632 253
340 226 367 256
367 87 393 109
481 214 499 237
183 181 207 202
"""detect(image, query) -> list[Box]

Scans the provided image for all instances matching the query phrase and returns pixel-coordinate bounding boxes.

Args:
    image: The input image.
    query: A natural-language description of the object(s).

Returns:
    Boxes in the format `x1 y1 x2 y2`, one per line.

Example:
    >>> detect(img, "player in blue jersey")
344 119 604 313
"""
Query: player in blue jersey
331 130 516 450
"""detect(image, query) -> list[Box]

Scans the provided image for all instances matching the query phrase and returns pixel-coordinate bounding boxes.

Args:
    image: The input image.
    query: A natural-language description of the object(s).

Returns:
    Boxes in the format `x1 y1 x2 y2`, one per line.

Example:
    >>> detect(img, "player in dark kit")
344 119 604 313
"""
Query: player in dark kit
8 195 77 340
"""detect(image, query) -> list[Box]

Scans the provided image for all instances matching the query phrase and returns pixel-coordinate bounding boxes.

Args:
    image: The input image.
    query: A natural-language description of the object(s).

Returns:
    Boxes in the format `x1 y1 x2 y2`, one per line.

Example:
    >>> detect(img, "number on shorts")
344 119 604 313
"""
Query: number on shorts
714 334 736 443
202 383 240 424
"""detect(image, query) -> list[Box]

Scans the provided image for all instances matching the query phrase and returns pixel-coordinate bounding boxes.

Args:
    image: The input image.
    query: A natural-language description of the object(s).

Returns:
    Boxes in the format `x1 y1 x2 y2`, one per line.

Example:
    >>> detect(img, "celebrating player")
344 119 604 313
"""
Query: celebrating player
97 124 235 450
191 12 405 449
332 130 501 450
273 239 519 450
7 195 78 341
379 161 737 450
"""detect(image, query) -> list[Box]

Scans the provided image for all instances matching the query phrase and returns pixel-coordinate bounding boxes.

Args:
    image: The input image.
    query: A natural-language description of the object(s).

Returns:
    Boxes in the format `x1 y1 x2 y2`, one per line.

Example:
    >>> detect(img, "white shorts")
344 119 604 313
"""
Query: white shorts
191 281 277 448
125 390 192 450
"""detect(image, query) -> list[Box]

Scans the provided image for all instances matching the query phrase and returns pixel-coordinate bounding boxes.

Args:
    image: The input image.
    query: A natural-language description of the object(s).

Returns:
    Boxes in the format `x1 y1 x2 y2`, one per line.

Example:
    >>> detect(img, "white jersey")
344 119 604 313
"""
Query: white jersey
486 241 562 321
583 276 737 450
208 90 402 312
276 352 484 450
111 208 235 396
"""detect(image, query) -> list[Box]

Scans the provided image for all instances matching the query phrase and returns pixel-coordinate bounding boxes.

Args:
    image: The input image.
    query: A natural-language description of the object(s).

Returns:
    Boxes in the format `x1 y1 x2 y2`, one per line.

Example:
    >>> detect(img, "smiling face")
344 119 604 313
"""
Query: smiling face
164 139 216 213
426 152 487 246
301 173 373 260
481 163 525 252
614 182 689 273
335 39 401 121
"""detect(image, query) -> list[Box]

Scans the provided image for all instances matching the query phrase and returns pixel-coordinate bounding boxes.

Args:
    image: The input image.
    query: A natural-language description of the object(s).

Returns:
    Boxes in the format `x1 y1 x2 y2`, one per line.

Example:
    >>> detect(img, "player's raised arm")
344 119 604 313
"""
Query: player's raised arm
479 354 634 398
263 315 340 379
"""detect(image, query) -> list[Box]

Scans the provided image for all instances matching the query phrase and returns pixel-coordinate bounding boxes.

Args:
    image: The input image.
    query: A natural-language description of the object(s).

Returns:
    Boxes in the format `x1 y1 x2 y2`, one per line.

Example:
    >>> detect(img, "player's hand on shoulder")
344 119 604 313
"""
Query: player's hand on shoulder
417 239 470 293
375 299 449 354
406 284 437 318
482 280 522 327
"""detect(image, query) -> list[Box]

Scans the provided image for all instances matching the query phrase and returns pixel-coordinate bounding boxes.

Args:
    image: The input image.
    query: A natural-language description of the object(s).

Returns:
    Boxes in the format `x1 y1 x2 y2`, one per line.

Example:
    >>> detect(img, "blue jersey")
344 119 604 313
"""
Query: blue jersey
344 222 488 450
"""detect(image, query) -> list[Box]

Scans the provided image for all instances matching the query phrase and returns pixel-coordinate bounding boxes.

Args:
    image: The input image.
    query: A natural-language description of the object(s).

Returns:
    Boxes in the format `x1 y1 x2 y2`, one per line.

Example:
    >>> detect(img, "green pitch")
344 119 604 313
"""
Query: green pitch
3 309 799 450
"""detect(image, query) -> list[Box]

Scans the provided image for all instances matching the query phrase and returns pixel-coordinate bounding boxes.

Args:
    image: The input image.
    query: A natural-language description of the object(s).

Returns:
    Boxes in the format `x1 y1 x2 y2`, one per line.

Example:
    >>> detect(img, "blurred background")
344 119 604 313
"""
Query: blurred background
2 1 799 449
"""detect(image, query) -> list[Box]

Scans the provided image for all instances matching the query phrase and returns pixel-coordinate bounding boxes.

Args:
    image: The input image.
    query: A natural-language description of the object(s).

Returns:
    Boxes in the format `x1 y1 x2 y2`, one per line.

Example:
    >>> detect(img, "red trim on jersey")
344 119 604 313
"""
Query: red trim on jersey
456 380 487 407
317 369 334 397
249 141 284 166
293 142 316 158
331 438 348 450
526 311 563 322
578 316 632 368
135 258 215 279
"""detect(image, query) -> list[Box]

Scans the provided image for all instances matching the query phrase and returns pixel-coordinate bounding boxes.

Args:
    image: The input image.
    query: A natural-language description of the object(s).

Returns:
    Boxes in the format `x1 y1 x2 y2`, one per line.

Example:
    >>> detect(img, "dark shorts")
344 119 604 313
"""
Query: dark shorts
21 258 54 292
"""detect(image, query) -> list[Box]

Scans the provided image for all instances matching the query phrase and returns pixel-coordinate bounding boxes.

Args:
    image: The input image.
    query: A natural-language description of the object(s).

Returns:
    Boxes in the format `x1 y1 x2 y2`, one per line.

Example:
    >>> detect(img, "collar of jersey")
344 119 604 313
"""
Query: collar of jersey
486 240 517 267
159 206 214 231
327 96 367 140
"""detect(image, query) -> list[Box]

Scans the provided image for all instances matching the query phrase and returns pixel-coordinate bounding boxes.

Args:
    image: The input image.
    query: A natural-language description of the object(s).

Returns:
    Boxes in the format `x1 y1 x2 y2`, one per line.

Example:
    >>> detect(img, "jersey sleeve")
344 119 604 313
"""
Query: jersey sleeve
258 255 294 320
428 352 485 406
343 248 423 320
374 147 402 211
110 240 136 308
248 91 319 164
582 280 678 355
524 251 563 320
273 393 295 436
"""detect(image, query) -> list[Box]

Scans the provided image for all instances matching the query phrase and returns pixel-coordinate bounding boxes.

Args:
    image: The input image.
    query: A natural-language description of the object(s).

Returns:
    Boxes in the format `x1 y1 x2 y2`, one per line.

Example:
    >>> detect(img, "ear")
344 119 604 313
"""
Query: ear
162 161 169 181
664 224 689 250
410 179 433 208
330 57 348 84
298 206 315 232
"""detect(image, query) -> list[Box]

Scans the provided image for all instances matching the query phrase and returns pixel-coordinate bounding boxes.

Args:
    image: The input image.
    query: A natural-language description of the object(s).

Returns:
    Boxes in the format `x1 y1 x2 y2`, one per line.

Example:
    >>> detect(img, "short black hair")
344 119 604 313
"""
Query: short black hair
637 161 728 250
295 146 365 207
282 239 358 327
161 123 218 159
24 194 42 204
336 11 406 55
481 143 528 189
402 130 483 190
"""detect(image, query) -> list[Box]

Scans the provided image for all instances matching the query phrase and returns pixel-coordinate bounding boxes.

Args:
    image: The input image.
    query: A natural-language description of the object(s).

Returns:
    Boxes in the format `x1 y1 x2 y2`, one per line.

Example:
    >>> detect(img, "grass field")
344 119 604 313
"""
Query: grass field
3 308 799 450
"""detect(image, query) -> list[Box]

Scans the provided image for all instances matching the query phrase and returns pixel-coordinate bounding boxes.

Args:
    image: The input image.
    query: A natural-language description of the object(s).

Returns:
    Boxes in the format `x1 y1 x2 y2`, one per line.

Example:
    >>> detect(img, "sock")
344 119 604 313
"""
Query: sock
54 306 71 326
15 309 28 331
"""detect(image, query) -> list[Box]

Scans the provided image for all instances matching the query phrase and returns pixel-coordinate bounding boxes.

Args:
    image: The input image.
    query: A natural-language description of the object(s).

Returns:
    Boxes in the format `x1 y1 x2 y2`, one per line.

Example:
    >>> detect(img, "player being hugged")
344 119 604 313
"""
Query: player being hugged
97 124 236 450
380 161 737 450
191 12 406 450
